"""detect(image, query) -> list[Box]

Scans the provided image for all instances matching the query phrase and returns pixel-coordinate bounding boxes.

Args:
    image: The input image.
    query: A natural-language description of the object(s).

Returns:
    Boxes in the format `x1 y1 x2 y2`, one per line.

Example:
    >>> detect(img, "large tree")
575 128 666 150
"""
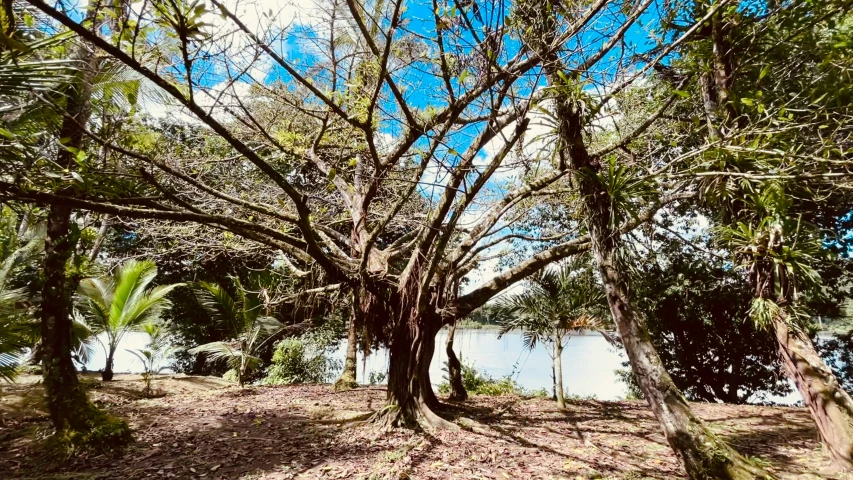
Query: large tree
0 0 135 440
670 0 853 469
4 0 703 431
516 0 772 477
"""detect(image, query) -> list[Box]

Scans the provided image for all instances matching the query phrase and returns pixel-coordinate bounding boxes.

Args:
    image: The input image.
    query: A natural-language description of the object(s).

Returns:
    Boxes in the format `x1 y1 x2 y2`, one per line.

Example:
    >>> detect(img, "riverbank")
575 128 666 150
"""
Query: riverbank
0 374 842 479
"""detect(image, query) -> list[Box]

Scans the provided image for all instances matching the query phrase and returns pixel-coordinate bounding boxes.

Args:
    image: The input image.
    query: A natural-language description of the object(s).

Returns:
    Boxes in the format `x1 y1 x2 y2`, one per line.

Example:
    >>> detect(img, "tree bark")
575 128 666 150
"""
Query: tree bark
555 337 565 409
334 304 359 391
101 350 114 381
41 204 96 431
601 259 762 478
773 316 853 470
445 321 467 401
752 229 853 470
382 311 454 429
550 72 768 479
40 19 107 433
550 351 557 401
87 214 111 262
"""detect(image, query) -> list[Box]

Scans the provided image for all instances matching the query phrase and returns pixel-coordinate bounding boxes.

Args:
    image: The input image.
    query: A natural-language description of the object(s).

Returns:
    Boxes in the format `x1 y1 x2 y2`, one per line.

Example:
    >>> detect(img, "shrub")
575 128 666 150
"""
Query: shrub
614 367 644 400
222 368 240 383
438 361 525 396
260 337 339 385
47 404 132 454
367 370 387 385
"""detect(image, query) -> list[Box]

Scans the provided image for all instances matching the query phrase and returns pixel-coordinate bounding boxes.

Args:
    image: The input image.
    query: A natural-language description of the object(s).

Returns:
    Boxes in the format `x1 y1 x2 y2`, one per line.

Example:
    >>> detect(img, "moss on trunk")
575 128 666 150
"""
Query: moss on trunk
334 310 359 391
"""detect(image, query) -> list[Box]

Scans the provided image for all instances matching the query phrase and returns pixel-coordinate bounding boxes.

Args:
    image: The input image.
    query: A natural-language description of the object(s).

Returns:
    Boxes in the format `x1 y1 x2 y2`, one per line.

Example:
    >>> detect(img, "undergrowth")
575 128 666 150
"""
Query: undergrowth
260 337 340 385
438 361 545 397
47 408 132 455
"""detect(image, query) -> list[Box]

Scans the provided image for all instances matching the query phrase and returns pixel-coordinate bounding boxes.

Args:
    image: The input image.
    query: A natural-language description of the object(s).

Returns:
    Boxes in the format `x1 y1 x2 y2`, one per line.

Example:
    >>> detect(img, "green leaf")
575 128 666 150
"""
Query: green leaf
740 98 754 106
328 168 336 181
458 69 469 85
673 90 690 98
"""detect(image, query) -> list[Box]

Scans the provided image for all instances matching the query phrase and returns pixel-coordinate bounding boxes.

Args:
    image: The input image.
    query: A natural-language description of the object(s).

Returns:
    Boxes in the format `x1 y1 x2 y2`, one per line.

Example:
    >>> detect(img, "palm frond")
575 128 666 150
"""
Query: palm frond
194 281 242 336
76 259 179 367
189 340 246 372
111 259 158 323
0 304 31 382
119 283 182 330
0 220 44 290
70 310 95 364
491 254 610 351
246 315 284 351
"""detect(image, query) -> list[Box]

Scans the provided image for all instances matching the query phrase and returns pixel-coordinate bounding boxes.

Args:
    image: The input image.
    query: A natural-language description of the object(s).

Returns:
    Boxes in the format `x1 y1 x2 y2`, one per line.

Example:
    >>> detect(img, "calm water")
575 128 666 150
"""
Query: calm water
332 329 629 400
87 328 802 404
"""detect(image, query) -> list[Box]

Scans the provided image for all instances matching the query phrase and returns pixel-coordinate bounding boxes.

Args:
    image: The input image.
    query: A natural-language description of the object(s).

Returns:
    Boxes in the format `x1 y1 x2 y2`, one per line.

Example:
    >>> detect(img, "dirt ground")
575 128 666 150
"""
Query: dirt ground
0 374 845 479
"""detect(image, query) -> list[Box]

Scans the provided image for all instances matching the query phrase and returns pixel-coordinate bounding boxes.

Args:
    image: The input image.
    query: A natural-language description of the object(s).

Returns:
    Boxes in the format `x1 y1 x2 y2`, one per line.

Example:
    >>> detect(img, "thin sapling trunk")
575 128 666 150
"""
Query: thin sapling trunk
555 335 565 409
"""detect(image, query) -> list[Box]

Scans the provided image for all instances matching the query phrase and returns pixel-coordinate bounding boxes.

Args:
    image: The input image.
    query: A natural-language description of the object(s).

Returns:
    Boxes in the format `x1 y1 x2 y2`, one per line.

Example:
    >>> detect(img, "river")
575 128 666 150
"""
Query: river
85 328 802 404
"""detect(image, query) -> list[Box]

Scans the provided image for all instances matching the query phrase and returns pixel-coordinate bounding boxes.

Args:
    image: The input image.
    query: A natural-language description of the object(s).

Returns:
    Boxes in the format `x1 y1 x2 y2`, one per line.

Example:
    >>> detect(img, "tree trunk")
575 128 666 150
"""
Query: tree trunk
87 214 111 262
445 321 467 401
335 307 359 391
383 313 454 429
551 353 557 401
603 264 762 478
555 337 565 409
41 204 96 431
101 350 114 381
773 316 853 470
40 17 110 434
552 79 768 479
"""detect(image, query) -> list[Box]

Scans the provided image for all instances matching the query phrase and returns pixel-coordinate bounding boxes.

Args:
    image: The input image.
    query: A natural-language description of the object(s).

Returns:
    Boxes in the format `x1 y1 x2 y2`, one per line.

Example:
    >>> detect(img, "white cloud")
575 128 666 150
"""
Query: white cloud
136 0 325 122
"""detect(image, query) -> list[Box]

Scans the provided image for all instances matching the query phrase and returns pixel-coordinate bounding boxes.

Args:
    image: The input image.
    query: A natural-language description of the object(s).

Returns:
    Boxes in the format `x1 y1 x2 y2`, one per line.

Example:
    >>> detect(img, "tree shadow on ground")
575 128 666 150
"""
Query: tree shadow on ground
0 383 840 480
705 409 840 479
1 390 389 479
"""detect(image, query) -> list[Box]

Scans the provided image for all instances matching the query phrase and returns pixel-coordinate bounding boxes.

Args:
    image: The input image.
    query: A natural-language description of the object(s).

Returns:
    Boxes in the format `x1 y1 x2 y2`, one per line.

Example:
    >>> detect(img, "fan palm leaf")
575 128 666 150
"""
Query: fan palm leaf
495 255 609 345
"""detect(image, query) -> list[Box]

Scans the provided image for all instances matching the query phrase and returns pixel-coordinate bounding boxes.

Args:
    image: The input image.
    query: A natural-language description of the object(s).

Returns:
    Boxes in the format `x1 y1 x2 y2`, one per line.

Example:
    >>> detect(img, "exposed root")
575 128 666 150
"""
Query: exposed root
333 378 358 392
367 402 460 431
418 405 460 431
456 416 492 435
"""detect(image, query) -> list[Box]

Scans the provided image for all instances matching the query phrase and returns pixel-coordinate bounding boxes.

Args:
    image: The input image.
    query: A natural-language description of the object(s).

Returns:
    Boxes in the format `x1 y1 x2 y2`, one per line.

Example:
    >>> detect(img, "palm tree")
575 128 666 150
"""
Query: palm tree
76 259 182 381
128 321 179 396
0 207 44 382
189 279 283 387
495 256 609 408
0 309 29 382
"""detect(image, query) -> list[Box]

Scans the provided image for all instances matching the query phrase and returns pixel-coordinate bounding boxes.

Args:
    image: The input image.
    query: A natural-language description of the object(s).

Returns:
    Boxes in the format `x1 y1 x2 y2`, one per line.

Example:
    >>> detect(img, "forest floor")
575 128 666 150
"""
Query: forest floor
0 373 846 480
